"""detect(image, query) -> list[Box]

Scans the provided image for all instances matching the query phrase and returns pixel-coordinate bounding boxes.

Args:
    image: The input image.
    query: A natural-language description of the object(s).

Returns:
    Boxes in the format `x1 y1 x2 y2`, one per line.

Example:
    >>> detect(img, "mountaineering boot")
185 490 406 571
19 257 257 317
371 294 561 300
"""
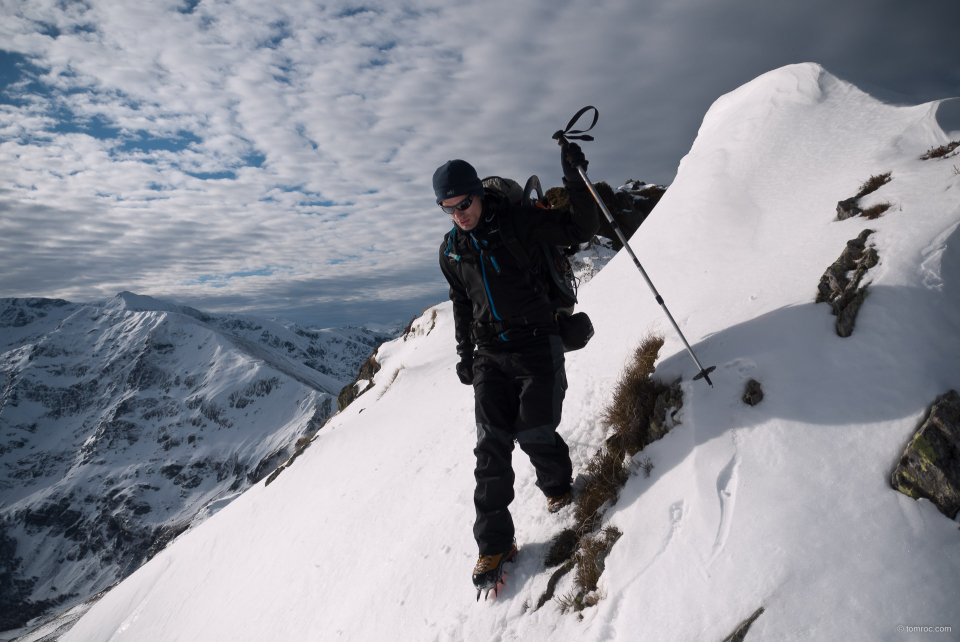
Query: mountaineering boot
547 492 573 513
473 542 517 601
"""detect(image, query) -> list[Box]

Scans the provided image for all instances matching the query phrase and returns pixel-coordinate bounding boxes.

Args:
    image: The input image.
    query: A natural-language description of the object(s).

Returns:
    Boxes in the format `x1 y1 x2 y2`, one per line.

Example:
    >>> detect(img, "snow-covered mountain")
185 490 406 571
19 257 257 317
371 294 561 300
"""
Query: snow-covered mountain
21 63 960 641
0 293 397 635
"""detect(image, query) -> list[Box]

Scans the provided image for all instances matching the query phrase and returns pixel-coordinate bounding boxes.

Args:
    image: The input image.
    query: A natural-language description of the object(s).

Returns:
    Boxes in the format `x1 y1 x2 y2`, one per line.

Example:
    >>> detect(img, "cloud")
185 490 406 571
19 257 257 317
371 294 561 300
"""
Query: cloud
0 0 958 327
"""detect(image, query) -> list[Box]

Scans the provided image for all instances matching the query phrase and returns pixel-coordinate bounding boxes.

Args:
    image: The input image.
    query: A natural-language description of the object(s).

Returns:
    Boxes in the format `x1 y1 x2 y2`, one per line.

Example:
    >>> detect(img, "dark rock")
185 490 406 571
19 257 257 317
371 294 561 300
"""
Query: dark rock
307 396 333 432
649 379 683 440
836 173 893 220
815 229 878 337
535 559 575 611
176 474 203 489
228 377 281 409
545 528 579 567
264 465 285 486
129 501 152 516
357 352 381 381
23 499 80 534
891 390 960 519
337 382 359 411
0 515 76 630
247 446 287 484
742 379 764 406
145 522 189 561
615 190 635 214
160 464 183 479
337 352 380 411
722 606 765 642
836 197 862 220
836 287 868 338
547 181 663 251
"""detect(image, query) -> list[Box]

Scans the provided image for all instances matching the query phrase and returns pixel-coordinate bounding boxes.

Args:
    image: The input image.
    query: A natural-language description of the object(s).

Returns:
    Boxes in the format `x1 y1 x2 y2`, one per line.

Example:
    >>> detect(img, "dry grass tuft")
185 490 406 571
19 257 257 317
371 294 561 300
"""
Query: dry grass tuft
377 366 403 399
544 333 670 615
861 202 892 220
921 141 959 160
638 456 655 478
574 333 666 531
555 591 580 615
575 526 623 593
854 172 891 199
573 449 632 532
600 334 668 458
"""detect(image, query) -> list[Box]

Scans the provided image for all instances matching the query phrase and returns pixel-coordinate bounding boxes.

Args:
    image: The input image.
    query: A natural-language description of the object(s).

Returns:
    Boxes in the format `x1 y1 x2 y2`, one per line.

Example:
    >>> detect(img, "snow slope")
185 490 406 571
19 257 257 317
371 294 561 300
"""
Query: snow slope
0 293 396 636
63 64 960 641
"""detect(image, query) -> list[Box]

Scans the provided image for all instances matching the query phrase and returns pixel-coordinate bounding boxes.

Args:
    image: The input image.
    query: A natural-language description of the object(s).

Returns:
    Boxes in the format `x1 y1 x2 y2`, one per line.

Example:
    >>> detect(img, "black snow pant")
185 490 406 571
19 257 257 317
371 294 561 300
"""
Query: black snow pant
472 333 573 555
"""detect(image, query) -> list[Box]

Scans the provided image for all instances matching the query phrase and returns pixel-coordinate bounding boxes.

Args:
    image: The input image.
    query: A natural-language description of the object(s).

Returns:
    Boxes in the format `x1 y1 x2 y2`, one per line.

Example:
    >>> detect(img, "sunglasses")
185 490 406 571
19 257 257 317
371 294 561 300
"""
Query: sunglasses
439 193 475 215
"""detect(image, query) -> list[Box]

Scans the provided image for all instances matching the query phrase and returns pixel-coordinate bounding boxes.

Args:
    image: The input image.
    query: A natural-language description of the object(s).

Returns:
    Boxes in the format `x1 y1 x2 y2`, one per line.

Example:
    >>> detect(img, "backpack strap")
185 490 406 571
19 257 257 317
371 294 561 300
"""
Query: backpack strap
443 227 461 261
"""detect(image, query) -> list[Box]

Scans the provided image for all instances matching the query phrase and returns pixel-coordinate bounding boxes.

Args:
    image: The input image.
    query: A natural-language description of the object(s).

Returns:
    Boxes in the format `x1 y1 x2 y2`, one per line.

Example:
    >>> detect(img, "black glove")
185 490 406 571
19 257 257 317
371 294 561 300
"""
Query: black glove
561 142 588 183
456 358 474 385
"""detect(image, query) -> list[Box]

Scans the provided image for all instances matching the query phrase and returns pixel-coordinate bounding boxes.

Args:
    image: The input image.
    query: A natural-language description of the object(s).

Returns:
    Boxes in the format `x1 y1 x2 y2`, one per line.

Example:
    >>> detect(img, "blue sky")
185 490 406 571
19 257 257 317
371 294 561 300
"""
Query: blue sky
1 0 958 327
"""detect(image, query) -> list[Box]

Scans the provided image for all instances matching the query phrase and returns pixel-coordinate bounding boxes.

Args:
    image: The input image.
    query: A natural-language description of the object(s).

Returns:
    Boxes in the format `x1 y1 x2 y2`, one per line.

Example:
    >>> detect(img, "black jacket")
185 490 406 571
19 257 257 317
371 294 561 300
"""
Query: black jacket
439 179 599 358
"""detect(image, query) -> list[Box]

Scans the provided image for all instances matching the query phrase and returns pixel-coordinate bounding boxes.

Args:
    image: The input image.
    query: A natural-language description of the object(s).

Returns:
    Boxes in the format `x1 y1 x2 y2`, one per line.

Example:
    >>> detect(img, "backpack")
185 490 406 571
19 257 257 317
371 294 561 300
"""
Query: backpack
481 175 579 314
481 175 594 352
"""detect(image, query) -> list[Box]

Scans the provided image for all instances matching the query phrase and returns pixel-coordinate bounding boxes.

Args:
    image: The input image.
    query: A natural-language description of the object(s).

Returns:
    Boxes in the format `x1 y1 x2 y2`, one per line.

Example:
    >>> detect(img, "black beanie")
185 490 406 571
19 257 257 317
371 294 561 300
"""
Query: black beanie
433 159 483 204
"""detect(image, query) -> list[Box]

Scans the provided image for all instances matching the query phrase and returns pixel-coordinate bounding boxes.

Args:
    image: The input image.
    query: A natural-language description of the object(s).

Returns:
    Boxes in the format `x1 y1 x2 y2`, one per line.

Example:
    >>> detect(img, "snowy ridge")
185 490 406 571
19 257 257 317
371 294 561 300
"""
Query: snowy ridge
0 295 396 637
62 64 960 641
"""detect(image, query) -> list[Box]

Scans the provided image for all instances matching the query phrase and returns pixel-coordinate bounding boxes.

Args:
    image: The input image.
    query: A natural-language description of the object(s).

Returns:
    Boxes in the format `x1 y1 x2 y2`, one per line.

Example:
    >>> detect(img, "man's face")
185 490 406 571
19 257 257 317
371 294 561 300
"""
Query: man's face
441 193 482 231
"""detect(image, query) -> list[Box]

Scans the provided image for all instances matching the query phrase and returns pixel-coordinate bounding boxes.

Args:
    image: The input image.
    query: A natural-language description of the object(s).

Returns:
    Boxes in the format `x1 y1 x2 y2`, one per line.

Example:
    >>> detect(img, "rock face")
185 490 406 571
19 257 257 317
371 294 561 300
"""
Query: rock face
891 390 960 519
721 607 766 642
742 379 764 406
836 197 863 220
649 379 683 440
546 180 666 251
337 352 381 411
836 172 892 220
815 229 879 337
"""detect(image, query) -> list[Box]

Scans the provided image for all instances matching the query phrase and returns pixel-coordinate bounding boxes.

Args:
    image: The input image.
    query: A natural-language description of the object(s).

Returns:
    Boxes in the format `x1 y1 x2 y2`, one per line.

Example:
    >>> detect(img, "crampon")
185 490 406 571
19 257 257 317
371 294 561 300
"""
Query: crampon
473 544 517 601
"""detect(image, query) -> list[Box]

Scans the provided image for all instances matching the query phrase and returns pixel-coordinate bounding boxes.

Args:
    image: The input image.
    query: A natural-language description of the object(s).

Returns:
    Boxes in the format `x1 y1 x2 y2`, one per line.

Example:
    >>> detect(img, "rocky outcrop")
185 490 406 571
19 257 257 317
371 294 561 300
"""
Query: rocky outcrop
836 197 862 221
815 229 879 337
337 352 381 411
649 379 683 440
891 390 960 519
721 607 765 642
546 180 666 251
836 172 891 221
743 379 764 406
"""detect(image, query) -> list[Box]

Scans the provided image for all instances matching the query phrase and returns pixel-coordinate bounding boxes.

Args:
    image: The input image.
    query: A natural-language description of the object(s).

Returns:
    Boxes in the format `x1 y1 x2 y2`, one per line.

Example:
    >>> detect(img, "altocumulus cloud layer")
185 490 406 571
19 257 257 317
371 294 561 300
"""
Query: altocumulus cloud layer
1 0 958 326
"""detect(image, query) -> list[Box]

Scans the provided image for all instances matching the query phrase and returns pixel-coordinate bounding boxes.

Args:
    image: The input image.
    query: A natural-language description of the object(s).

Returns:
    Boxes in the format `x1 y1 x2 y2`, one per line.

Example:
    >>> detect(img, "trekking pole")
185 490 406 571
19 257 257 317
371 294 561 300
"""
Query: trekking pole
553 106 716 387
